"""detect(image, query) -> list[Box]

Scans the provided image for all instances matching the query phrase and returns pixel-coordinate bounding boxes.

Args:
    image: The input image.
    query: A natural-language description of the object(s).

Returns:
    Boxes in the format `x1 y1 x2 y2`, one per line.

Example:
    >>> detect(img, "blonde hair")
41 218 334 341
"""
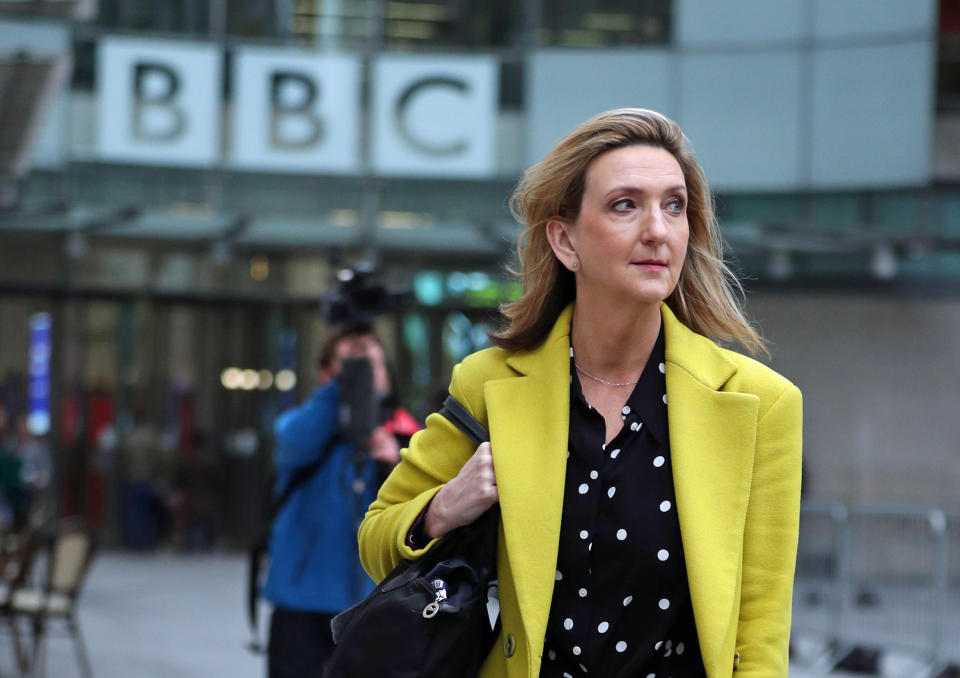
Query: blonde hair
491 108 767 356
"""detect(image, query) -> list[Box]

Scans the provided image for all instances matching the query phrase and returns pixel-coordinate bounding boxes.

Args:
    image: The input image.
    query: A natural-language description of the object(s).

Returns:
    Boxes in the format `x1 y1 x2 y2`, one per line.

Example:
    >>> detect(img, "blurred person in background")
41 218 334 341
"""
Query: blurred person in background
264 322 420 678
0 404 29 530
360 109 802 678
0 408 52 531
14 413 53 525
119 407 166 549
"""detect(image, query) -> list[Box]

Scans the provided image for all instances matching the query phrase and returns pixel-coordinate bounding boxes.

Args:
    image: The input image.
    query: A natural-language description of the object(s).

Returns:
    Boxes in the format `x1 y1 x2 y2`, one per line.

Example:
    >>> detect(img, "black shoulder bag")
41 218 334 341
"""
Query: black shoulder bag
324 395 500 678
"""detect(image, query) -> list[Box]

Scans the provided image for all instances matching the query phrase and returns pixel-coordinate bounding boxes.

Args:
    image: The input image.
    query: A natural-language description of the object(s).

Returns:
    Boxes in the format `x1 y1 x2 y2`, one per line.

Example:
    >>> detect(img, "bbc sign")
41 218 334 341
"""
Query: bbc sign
97 37 498 178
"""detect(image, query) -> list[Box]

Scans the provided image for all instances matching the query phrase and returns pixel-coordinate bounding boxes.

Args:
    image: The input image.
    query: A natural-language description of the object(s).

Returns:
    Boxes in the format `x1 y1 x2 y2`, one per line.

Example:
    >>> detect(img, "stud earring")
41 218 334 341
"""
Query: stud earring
572 260 579 270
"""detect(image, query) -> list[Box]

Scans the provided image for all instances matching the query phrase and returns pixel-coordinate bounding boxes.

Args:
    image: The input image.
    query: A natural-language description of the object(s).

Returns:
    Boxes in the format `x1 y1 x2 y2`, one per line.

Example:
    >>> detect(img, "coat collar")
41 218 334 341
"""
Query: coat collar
488 302 757 678
660 301 738 391
503 302 574 378
503 301 739 389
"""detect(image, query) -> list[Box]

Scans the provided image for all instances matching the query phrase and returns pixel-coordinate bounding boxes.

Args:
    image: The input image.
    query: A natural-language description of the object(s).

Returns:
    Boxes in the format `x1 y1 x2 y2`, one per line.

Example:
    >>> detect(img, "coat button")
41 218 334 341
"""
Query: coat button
733 651 741 670
503 634 516 657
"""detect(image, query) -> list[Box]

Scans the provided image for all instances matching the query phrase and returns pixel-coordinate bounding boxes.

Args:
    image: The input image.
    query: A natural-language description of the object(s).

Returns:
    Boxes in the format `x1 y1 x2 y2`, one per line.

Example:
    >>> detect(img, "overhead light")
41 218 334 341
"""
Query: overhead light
257 370 274 390
329 209 359 227
221 367 243 390
871 244 897 280
250 254 269 281
241 369 259 390
276 369 297 392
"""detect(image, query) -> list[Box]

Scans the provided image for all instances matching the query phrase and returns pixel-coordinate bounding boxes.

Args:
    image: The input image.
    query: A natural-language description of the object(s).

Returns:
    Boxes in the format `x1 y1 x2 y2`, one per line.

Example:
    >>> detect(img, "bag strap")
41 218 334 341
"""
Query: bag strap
438 394 501 632
272 434 342 519
438 395 489 446
246 433 341 653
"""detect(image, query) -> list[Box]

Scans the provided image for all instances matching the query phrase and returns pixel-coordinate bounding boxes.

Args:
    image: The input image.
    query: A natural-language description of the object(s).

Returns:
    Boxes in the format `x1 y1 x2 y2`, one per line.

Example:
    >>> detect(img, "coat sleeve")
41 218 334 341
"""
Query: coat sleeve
358 363 480 583
735 384 803 677
273 382 339 471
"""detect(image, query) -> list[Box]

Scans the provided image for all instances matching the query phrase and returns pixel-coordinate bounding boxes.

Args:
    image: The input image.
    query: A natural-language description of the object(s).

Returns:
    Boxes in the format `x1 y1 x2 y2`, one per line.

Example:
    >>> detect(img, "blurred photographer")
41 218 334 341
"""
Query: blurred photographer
262 321 420 678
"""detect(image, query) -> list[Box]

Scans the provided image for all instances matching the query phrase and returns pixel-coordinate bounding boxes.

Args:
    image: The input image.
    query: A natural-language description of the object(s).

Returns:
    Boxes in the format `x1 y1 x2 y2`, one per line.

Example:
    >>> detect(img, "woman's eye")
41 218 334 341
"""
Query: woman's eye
666 198 685 214
612 198 634 211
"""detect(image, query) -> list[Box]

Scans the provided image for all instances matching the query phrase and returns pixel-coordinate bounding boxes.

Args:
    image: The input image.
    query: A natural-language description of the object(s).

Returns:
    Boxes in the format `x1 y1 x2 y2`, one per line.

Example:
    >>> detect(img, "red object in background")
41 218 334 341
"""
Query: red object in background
59 392 79 450
383 408 422 438
84 391 114 528
59 393 82 516
86 392 114 451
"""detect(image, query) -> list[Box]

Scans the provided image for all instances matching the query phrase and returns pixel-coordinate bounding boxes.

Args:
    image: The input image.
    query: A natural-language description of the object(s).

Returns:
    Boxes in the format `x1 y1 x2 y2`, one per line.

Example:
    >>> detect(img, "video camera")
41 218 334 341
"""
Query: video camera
322 265 411 458
322 263 411 328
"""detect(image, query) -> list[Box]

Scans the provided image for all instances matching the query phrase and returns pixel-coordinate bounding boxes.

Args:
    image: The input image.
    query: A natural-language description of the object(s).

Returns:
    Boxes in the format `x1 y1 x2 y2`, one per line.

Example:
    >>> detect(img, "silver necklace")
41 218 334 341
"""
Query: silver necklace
574 362 640 387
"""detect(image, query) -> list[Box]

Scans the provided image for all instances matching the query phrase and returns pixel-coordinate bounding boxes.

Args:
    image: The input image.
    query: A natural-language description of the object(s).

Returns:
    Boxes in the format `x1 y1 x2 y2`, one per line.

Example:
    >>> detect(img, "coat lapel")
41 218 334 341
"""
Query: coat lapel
661 304 759 678
484 305 573 654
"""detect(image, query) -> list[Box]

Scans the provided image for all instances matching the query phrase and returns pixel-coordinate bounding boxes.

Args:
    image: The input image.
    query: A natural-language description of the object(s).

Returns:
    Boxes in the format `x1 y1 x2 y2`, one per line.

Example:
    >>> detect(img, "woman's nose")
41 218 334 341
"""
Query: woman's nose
640 207 668 242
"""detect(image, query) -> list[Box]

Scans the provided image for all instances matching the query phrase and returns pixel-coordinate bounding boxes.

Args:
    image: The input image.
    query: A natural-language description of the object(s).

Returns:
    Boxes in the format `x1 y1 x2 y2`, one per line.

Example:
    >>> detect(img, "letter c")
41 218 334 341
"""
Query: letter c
394 77 469 157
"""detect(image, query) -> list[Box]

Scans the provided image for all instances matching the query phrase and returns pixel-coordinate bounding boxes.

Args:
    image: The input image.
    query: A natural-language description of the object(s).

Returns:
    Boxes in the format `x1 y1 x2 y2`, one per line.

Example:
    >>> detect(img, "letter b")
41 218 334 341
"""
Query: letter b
132 62 185 141
270 71 324 149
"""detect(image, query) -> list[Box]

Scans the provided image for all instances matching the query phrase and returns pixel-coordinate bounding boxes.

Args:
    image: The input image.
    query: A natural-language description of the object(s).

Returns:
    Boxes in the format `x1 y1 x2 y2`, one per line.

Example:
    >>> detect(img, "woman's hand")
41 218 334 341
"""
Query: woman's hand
424 442 498 539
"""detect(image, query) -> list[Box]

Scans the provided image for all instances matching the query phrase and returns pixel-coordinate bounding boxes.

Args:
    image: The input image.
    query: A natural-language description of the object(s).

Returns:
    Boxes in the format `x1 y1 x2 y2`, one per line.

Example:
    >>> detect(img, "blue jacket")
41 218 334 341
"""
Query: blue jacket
263 380 378 613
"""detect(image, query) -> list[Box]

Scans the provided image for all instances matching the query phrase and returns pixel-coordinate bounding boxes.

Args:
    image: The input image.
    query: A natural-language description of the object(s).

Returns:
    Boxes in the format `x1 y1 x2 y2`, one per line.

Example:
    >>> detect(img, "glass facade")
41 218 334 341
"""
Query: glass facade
2 0 959 546
89 0 666 47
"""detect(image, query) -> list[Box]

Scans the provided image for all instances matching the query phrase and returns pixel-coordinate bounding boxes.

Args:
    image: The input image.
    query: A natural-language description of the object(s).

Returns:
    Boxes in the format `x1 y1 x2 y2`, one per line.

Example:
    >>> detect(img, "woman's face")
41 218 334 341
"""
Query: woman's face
560 144 689 310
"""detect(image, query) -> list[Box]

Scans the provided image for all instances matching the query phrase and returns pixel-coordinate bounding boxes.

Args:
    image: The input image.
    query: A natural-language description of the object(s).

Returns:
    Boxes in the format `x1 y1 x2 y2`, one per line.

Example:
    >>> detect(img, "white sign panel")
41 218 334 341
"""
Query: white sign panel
526 50 672 166
230 48 361 174
371 55 498 178
810 42 933 188
97 37 221 167
678 51 803 190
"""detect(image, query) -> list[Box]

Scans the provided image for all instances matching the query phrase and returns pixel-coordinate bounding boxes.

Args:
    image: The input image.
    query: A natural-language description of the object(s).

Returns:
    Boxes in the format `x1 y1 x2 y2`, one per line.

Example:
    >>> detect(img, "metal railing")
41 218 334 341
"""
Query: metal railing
791 502 959 676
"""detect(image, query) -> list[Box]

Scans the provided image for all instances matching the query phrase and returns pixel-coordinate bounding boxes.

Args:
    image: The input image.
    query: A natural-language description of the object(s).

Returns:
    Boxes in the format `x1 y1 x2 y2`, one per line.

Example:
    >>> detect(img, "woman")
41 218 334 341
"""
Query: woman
359 109 802 678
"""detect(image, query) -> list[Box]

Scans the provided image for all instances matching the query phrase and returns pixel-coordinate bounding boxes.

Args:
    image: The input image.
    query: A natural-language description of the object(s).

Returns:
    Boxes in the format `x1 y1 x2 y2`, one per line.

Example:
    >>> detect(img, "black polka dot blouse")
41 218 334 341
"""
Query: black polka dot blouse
541 327 705 678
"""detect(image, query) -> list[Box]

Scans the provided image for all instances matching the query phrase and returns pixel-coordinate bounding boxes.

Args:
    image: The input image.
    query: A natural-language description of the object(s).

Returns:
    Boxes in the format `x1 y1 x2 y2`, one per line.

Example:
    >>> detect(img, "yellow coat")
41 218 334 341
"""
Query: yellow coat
359 302 802 678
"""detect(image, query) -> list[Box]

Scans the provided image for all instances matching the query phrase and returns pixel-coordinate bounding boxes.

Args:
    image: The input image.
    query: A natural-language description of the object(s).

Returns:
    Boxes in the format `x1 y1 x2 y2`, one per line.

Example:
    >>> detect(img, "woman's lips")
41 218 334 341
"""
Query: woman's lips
632 260 667 270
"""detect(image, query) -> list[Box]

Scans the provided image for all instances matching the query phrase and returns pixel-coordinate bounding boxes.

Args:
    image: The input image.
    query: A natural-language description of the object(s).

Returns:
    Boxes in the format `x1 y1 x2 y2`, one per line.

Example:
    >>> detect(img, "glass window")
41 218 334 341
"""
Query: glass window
95 0 211 35
277 0 523 48
284 0 377 45
227 0 282 38
537 0 671 47
383 0 523 48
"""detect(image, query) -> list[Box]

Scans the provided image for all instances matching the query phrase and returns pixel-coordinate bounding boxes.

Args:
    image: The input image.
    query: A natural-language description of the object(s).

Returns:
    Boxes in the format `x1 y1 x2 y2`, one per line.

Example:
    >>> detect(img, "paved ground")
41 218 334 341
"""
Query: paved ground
0 552 263 678
0 552 954 678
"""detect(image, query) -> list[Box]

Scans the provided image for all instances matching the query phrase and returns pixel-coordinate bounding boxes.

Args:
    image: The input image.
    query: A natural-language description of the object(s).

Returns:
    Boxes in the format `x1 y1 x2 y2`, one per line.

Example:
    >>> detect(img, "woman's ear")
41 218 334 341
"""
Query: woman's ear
546 219 579 272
